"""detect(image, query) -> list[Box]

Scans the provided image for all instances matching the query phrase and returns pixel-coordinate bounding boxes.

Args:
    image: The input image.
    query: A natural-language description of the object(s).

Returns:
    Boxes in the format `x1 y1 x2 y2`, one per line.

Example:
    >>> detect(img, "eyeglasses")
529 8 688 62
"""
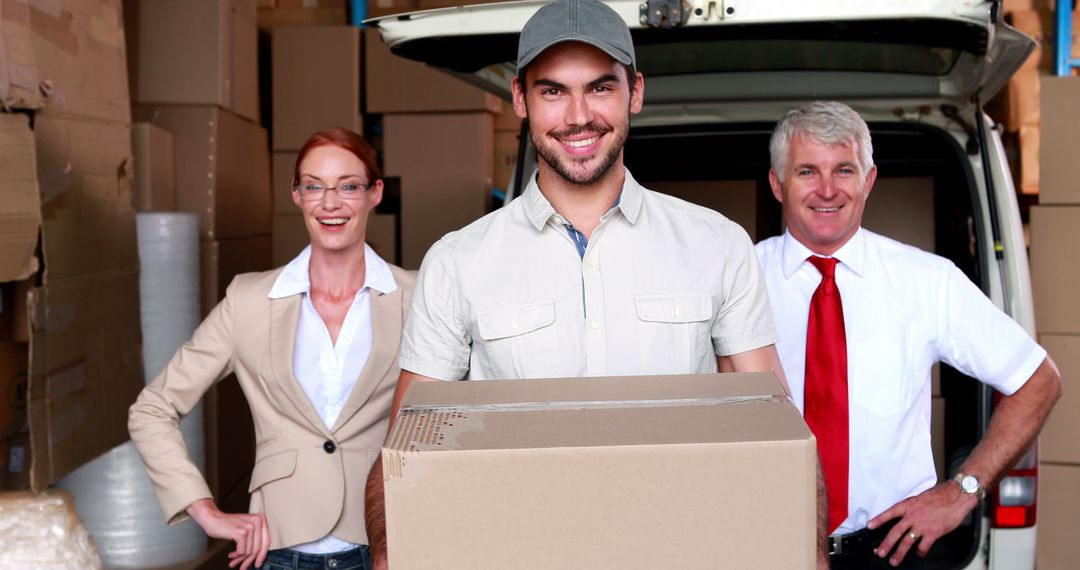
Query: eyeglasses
292 181 375 201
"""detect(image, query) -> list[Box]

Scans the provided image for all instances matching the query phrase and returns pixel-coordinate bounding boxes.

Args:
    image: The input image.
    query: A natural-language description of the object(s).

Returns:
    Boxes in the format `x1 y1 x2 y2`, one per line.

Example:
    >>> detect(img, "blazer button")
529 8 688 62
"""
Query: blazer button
323 440 336 454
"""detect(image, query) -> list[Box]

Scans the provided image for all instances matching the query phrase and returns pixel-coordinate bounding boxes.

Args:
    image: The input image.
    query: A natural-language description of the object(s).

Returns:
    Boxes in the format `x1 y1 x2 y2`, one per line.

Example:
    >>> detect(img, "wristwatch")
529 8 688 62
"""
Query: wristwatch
953 472 988 500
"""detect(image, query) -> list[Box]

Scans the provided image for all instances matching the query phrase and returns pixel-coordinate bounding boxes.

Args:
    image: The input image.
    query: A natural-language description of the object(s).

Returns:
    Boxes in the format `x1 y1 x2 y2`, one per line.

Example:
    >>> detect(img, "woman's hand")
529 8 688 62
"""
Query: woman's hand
187 499 271 569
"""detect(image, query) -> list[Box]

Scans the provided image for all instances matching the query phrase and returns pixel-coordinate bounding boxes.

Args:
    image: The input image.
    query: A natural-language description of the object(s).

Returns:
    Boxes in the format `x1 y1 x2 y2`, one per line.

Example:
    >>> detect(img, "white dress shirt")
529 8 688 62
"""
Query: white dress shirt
401 168 777 381
756 228 1046 535
267 244 397 553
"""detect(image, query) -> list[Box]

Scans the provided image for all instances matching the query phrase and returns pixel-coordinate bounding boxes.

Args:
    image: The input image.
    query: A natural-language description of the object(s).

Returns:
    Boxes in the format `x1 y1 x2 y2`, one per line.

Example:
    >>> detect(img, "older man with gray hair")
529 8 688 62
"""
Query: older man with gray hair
756 101 1061 568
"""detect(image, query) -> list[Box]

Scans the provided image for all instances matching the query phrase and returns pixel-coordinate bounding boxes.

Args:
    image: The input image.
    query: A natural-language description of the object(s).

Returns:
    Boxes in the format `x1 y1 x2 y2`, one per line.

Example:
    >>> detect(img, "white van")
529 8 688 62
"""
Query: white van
372 1 1040 567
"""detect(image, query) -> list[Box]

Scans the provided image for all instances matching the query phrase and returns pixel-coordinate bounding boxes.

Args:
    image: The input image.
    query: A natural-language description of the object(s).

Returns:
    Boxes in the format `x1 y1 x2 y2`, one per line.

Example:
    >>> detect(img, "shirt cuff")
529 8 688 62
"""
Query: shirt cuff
995 344 1048 396
713 330 780 357
400 355 468 381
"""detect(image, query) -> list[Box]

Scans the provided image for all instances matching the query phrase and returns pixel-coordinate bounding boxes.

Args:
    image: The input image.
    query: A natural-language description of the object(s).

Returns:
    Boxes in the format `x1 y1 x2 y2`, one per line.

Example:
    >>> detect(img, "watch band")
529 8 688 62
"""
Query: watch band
953 472 988 500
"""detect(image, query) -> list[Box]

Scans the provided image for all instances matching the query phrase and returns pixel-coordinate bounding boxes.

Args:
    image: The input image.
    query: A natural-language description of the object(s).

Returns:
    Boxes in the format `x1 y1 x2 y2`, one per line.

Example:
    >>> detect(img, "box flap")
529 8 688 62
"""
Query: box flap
389 373 808 453
0 112 41 282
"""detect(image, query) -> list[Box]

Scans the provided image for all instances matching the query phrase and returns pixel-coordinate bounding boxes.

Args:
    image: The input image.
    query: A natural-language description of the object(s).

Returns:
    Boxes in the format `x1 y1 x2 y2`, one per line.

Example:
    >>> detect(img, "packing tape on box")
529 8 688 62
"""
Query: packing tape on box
56 213 205 568
401 394 787 415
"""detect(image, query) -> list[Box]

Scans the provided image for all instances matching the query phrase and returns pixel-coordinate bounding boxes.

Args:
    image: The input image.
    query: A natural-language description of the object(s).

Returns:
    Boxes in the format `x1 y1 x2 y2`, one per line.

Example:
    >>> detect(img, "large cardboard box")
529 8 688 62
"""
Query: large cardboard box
6 114 144 492
0 114 41 282
992 68 1040 132
1040 77 1080 204
0 0 130 123
200 236 272 317
383 113 493 268
132 122 175 212
257 5 349 29
366 0 420 18
133 105 272 241
863 177 936 252
383 372 815 569
648 180 759 240
1017 125 1039 195
272 26 362 151
272 214 308 267
1037 464 1080 569
1037 334 1080 463
367 213 398 266
0 342 28 441
1 105 141 487
132 0 259 122
1030 206 1080 334
365 31 502 114
272 151 299 214
1007 9 1080 72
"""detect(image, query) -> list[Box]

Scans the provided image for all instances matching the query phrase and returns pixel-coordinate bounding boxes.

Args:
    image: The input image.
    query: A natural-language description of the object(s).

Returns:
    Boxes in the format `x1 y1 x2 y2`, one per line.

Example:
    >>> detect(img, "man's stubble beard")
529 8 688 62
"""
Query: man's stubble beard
530 119 630 188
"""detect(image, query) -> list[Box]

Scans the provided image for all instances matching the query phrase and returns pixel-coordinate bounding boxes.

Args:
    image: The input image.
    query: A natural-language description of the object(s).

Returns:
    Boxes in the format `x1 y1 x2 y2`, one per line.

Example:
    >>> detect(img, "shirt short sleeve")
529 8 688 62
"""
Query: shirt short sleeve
938 264 1045 395
400 237 472 381
711 223 779 356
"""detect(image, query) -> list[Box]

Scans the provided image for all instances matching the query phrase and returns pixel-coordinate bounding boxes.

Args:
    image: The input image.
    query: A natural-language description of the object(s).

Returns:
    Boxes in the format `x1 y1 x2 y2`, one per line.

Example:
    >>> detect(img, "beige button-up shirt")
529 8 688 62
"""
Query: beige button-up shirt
402 168 777 381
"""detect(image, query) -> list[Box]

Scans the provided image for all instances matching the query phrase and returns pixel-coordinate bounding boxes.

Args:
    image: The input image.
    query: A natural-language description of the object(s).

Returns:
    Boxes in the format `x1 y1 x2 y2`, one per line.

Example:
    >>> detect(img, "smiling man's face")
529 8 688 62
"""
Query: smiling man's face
513 41 643 187
769 135 877 255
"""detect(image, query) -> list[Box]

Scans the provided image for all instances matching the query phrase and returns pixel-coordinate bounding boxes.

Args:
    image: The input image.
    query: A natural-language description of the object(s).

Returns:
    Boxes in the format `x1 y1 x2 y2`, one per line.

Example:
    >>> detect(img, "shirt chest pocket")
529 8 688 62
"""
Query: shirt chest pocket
634 294 714 374
476 301 559 379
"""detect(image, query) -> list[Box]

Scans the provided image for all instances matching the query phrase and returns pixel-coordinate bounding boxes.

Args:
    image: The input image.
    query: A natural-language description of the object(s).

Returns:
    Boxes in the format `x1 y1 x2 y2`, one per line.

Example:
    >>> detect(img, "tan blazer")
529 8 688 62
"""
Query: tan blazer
129 264 415 550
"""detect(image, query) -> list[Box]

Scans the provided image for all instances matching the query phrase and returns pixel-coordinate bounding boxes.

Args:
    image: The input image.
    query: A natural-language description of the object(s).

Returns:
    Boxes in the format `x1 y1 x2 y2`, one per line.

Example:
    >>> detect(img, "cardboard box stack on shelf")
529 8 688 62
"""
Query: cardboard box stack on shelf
127 0 273 513
257 0 350 30
989 2 1080 195
0 0 144 492
1030 76 1080 569
366 31 500 269
270 25 363 266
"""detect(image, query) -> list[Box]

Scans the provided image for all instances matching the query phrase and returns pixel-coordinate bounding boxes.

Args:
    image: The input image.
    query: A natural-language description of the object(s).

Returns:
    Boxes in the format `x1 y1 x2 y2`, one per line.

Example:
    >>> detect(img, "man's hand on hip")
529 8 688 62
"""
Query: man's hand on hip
866 481 977 566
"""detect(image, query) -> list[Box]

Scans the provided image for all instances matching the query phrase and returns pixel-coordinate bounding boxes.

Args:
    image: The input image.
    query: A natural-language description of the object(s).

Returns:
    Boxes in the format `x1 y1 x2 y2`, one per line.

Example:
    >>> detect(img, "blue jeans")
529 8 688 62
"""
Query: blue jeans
257 546 370 570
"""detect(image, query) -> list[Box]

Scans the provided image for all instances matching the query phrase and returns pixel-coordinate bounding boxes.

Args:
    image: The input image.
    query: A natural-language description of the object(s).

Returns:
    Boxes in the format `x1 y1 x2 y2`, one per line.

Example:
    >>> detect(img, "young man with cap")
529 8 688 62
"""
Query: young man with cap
756 101 1061 568
365 0 823 567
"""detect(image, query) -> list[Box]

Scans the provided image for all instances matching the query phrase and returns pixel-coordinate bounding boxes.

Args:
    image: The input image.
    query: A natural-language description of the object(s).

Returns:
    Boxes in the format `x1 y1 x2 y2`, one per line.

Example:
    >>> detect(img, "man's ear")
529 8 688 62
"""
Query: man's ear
768 169 785 203
629 71 644 114
511 76 528 119
863 164 878 200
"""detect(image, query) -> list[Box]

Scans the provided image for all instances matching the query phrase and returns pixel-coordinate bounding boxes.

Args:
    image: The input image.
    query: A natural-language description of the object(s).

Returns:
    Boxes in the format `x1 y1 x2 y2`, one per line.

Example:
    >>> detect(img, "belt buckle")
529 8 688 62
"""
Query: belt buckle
828 535 843 556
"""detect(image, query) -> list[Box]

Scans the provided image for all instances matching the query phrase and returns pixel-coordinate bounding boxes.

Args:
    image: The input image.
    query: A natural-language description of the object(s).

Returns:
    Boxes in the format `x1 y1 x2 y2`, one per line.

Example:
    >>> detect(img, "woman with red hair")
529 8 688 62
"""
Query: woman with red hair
130 128 413 570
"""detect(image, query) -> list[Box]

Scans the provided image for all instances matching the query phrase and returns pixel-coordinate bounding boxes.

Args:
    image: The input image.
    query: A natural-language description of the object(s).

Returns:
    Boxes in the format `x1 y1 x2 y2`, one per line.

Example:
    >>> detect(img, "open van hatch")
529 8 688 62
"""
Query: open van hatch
370 0 1034 104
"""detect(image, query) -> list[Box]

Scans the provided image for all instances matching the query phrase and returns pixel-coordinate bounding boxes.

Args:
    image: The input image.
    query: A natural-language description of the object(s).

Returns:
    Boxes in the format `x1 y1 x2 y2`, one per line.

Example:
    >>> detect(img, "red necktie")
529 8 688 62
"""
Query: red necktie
804 256 849 534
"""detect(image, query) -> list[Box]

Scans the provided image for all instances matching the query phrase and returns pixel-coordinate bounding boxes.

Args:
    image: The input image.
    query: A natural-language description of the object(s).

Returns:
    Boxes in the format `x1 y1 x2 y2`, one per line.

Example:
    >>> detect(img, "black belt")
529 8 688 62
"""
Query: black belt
828 520 897 557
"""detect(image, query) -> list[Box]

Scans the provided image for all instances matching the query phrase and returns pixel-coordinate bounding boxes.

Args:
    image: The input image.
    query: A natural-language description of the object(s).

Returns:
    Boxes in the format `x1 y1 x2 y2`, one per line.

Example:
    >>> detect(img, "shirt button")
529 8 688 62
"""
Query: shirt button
511 320 519 330
323 440 336 454
590 321 600 330
585 258 595 269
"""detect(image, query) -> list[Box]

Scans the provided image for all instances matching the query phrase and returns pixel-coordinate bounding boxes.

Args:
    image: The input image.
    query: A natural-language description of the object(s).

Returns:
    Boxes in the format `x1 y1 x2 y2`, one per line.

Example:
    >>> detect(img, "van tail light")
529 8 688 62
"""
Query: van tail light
990 391 1038 528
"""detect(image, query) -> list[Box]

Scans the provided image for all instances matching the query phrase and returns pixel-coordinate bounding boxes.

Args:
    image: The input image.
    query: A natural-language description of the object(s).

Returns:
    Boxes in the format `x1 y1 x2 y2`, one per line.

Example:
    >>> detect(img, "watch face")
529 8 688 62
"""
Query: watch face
962 476 979 493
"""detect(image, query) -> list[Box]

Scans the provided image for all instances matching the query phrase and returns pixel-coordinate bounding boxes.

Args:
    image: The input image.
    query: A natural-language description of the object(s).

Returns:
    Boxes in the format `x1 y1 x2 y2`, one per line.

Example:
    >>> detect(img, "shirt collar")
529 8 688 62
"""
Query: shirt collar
779 227 866 279
268 243 397 299
520 167 644 232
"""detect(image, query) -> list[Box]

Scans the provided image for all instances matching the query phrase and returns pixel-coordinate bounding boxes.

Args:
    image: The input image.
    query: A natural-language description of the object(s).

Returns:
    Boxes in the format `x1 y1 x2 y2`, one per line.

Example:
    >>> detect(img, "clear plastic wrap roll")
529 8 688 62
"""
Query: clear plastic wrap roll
0 490 104 569
56 213 207 568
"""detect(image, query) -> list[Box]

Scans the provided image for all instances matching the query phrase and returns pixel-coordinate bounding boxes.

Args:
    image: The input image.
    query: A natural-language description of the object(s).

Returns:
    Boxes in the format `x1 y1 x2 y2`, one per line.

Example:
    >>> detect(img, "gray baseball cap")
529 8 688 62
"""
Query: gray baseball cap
517 0 636 72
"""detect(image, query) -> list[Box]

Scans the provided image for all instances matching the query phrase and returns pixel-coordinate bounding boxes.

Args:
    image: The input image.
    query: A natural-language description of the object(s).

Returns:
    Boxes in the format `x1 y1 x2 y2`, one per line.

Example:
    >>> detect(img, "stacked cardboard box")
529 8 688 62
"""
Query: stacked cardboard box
1031 77 1080 569
990 6 1080 195
128 0 273 513
270 25 363 265
0 0 144 491
367 31 499 268
257 0 350 30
